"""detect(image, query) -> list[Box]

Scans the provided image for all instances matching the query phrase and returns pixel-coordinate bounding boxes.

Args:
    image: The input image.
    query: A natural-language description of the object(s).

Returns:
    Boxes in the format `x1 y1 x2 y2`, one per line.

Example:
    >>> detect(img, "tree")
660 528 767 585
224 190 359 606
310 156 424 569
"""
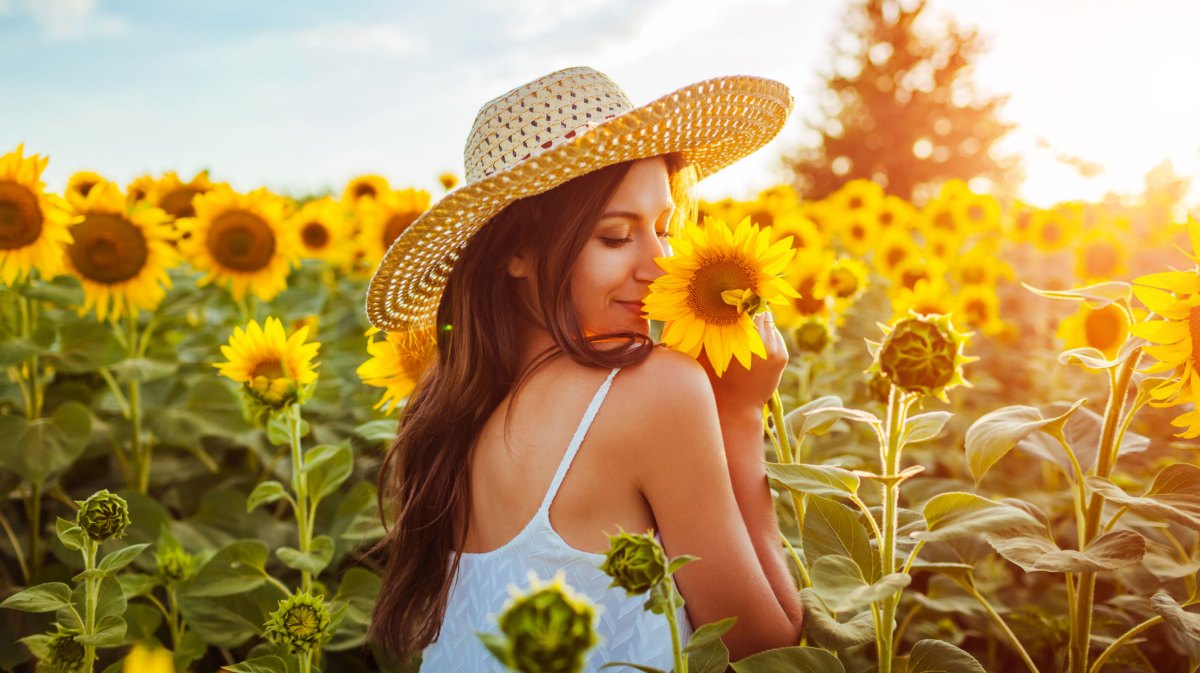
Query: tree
785 0 1020 203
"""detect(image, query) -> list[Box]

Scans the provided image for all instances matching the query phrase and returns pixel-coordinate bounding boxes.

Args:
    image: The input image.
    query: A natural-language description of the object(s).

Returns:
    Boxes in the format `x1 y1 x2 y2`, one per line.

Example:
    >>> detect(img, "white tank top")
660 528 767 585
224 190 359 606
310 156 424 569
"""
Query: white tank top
420 366 694 672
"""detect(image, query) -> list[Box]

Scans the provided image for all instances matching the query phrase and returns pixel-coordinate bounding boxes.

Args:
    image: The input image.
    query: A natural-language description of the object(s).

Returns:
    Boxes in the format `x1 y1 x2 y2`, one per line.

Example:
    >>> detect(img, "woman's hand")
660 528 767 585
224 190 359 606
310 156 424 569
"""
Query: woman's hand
697 311 789 413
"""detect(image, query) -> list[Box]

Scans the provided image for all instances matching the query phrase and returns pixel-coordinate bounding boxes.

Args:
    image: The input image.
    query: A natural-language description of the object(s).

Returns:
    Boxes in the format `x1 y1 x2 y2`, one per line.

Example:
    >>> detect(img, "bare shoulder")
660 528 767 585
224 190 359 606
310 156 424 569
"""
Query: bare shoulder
616 345 713 407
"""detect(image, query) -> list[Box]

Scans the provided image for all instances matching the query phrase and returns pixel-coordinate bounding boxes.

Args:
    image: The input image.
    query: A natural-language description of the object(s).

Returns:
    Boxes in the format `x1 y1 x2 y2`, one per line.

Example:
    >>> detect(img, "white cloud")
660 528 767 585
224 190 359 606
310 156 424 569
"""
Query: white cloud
283 22 424 58
15 0 127 41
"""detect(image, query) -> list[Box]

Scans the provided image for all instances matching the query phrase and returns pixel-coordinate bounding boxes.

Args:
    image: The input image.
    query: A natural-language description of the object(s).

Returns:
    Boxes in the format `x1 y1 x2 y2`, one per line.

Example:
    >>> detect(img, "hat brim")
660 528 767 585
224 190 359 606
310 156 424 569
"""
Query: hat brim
365 74 793 338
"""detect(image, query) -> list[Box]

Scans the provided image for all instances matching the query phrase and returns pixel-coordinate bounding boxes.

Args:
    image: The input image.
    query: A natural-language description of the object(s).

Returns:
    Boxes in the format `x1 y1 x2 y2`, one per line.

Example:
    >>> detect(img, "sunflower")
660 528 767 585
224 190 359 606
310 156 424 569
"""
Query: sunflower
768 211 825 251
178 185 298 302
950 244 1013 287
1055 302 1130 361
799 200 837 238
891 277 955 319
774 247 833 327
342 174 390 206
215 316 320 410
873 228 922 280
63 181 179 321
833 209 881 257
877 195 919 231
951 190 1001 235
1003 199 1036 244
921 197 963 239
1030 206 1080 253
125 174 157 207
1074 230 1127 282
920 227 962 263
438 172 459 191
816 255 870 306
151 170 216 220
355 187 432 269
1129 272 1200 437
643 216 799 377
829 179 884 216
356 326 433 413
891 257 943 292
66 170 106 208
288 197 354 265
0 144 73 285
954 284 1007 337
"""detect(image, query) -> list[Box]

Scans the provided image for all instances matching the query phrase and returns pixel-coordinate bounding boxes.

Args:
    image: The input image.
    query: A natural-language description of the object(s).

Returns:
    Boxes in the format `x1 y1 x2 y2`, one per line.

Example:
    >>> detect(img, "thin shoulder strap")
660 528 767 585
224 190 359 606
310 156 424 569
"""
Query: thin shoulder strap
536 366 621 516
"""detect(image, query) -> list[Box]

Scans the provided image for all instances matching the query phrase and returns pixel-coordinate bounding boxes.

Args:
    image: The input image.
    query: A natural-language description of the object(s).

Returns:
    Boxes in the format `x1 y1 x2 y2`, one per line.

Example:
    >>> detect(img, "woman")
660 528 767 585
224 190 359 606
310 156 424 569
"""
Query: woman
364 67 805 671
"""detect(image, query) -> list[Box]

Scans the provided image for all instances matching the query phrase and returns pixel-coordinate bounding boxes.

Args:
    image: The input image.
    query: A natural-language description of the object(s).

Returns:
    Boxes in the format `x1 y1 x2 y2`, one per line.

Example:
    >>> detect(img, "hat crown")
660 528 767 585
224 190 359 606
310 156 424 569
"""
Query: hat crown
463 67 634 183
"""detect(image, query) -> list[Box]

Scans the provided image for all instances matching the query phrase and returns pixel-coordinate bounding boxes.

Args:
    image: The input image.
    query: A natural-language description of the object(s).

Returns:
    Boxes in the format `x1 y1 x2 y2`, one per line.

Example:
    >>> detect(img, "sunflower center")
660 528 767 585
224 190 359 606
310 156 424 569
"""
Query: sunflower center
885 246 907 269
251 358 285 379
285 605 319 638
353 183 377 200
1041 222 1062 243
383 212 419 250
965 298 989 323
829 269 859 297
850 223 865 241
1083 241 1118 278
900 268 929 290
1015 211 1032 232
301 221 330 249
961 264 985 284
208 209 276 272
77 181 98 198
967 204 985 222
749 208 774 228
67 213 149 283
0 181 44 250
160 187 205 219
794 276 825 315
687 257 757 325
934 211 955 231
880 211 895 226
848 196 863 210
1085 306 1125 351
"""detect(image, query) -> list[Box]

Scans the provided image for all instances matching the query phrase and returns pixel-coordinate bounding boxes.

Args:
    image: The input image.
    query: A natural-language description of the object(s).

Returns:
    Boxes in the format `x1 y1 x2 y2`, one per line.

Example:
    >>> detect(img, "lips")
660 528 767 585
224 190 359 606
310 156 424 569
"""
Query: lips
616 300 645 315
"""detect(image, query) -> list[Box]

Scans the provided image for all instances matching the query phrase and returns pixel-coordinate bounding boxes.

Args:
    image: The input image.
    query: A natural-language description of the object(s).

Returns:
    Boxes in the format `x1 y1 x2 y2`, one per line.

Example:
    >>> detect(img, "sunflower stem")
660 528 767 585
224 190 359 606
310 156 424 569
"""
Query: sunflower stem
82 538 99 673
662 582 686 673
1069 349 1140 673
25 481 42 580
876 384 908 673
288 403 312 592
769 391 807 538
0 508 29 584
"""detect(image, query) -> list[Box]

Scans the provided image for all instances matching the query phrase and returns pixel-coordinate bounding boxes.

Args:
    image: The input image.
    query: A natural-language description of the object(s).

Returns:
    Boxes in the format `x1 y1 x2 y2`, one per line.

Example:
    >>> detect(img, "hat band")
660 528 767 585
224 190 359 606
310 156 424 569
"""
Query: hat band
481 113 619 178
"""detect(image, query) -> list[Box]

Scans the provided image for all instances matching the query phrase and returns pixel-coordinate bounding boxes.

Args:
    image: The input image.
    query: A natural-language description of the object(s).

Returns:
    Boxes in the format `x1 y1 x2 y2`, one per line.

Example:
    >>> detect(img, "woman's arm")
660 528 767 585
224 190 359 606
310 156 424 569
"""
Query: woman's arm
715 400 805 637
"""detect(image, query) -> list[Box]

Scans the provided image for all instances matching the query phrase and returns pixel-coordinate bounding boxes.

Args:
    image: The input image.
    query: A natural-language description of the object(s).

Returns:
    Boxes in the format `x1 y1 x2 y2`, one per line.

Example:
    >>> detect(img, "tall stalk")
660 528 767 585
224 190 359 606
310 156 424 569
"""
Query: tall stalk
875 384 910 673
288 404 313 592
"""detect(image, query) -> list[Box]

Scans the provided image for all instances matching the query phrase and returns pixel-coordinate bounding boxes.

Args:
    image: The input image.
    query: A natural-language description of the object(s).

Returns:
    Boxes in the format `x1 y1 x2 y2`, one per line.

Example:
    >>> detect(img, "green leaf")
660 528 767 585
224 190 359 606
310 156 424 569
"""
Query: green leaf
18 274 84 306
0 582 73 612
108 357 178 383
123 602 163 642
783 395 844 437
49 320 125 372
906 639 987 673
92 576 128 622
98 542 151 575
246 480 290 513
305 444 354 503
56 516 85 551
729 646 846 673
476 631 512 669
1025 530 1145 573
913 492 1041 542
809 554 910 613
804 495 877 581
180 539 269 597
683 616 737 653
276 535 335 575
353 419 398 443
0 401 91 484
798 588 875 649
1086 463 1200 530
964 399 1086 485
687 635 731 673
174 631 208 673
117 572 160 599
327 567 383 651
903 411 953 445
1021 280 1130 308
1150 591 1200 662
910 562 977 590
223 655 290 673
599 664 667 673
1017 402 1147 477
667 554 699 575
76 614 126 647
0 329 52 367
764 462 860 500
800 406 880 430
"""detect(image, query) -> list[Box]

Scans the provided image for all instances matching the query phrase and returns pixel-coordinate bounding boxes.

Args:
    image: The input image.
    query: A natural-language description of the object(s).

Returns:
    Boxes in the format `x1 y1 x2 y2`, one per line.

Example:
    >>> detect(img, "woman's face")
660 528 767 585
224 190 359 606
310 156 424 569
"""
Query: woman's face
570 156 674 336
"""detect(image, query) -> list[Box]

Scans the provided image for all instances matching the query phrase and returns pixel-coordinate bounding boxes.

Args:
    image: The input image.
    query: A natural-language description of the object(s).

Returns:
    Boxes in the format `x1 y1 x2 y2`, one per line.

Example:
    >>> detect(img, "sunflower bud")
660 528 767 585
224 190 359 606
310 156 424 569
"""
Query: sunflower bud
793 318 831 354
156 546 196 584
247 375 299 409
487 571 598 673
44 626 88 673
866 311 978 403
76 489 131 543
599 528 667 596
264 590 334 655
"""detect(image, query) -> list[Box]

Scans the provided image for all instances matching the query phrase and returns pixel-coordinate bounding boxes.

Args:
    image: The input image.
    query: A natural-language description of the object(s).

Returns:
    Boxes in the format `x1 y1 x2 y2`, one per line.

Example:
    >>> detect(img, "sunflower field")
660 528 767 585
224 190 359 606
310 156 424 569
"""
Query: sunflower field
1 140 1198 673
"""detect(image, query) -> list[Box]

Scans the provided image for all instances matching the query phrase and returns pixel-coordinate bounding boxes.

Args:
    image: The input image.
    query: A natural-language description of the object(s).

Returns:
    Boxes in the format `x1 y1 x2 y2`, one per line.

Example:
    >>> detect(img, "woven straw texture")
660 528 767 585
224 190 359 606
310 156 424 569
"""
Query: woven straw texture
364 66 793 342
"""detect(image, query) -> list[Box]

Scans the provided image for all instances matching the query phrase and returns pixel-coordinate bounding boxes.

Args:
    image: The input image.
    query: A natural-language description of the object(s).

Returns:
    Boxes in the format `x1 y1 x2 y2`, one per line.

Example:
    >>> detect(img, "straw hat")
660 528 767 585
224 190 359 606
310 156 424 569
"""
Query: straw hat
364 66 793 343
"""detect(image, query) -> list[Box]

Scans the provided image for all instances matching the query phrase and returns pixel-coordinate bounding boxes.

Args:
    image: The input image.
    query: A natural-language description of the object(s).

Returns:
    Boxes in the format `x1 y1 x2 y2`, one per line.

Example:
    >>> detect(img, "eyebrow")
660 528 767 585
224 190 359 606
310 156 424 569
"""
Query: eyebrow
599 205 675 223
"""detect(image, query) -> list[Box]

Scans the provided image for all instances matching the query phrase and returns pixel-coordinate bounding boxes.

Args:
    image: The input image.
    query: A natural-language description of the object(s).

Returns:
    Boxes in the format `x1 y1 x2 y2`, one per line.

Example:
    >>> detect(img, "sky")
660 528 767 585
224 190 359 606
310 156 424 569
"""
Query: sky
1 0 1197 210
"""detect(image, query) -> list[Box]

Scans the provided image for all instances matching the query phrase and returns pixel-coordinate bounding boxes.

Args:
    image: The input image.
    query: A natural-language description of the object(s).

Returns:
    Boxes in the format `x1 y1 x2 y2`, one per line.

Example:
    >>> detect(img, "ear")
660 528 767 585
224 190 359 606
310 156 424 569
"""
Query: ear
507 249 532 279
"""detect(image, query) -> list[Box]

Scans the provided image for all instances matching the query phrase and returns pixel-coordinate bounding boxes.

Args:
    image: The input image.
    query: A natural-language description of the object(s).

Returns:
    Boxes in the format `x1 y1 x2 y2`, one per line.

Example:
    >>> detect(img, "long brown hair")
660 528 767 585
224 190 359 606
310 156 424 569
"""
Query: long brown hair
367 153 697 666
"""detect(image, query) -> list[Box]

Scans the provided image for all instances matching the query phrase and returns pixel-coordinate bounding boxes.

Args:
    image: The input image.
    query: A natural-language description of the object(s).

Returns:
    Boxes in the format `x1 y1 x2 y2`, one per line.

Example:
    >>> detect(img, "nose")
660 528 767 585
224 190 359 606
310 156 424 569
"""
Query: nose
634 236 668 284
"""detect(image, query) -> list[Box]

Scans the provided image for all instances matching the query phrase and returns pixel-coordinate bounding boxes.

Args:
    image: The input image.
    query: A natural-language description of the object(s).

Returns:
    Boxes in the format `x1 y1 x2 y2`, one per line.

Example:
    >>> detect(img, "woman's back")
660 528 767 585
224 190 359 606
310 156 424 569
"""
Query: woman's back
422 357 693 671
